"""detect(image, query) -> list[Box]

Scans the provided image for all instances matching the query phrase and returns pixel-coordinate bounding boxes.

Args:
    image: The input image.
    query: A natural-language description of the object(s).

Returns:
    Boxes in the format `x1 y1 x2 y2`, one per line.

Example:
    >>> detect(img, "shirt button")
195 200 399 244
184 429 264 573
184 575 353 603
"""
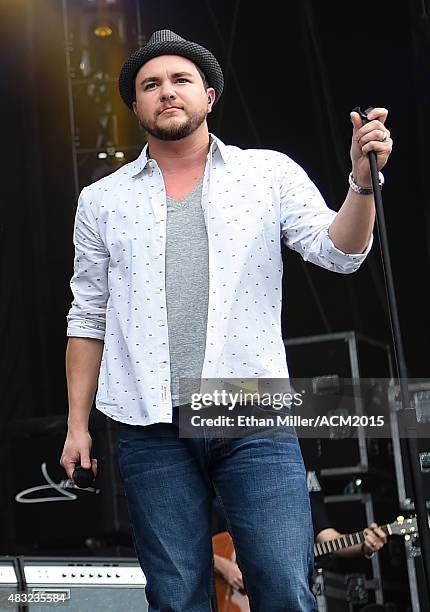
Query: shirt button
160 361 167 369
154 288 163 294
158 320 164 327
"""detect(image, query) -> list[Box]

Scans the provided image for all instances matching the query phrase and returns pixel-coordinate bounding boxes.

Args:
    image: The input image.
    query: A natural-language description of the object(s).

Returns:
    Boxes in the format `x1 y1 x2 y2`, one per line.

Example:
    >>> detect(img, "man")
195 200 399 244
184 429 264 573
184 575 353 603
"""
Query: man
60 30 392 612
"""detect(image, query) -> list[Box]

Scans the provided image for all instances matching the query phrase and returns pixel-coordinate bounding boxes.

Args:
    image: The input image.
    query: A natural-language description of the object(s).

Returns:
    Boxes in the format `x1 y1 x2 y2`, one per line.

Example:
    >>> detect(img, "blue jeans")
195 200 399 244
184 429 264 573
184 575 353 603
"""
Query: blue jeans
116 418 316 612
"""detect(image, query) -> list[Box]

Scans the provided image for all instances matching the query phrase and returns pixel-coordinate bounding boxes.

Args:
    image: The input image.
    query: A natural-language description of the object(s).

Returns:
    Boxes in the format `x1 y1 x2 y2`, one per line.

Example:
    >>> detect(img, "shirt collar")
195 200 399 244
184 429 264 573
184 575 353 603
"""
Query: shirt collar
208 133 229 164
128 132 229 178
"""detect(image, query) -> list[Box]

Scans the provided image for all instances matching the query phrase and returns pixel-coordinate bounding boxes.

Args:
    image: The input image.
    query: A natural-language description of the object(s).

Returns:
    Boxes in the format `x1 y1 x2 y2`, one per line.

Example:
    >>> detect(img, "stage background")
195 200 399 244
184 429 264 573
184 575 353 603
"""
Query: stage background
1 0 429 421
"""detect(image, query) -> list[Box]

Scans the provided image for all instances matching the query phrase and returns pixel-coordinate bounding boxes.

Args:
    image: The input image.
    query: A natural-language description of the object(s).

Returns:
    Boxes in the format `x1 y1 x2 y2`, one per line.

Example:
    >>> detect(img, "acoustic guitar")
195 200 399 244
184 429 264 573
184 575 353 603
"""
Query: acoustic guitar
213 531 249 612
314 514 417 557
212 515 417 612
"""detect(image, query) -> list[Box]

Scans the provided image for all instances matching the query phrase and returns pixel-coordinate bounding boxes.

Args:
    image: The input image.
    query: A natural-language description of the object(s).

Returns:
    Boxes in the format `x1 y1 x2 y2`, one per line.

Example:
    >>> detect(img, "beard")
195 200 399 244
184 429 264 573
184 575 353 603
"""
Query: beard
138 106 208 141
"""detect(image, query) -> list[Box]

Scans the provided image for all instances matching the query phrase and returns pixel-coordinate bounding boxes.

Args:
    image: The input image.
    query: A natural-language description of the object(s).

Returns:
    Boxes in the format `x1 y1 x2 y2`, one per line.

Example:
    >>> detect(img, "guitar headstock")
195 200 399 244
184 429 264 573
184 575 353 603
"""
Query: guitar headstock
389 515 418 538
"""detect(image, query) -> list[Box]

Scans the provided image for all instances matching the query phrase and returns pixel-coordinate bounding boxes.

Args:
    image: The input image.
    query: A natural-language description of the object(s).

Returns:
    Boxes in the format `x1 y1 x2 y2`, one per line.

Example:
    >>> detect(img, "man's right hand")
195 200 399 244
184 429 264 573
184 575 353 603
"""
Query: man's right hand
60 430 97 483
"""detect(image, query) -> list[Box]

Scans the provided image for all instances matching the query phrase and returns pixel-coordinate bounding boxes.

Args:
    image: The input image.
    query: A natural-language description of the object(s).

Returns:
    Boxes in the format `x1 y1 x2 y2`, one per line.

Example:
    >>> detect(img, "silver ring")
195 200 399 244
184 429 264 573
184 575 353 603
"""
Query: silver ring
381 130 389 142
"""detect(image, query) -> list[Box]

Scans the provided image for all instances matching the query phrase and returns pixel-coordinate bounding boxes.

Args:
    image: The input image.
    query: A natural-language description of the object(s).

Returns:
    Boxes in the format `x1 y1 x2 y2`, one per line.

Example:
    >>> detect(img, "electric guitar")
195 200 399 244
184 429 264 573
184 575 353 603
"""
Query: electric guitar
213 515 417 612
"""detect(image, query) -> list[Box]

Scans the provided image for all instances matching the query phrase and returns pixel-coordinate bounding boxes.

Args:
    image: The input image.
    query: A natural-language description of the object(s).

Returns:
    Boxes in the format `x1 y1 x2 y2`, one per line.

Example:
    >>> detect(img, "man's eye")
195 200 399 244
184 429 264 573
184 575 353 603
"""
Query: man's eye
143 78 189 90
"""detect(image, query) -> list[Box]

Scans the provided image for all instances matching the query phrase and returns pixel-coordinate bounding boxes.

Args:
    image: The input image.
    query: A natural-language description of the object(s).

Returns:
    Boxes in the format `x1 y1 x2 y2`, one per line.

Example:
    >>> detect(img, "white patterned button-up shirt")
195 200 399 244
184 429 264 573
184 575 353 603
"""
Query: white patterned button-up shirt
66 134 372 425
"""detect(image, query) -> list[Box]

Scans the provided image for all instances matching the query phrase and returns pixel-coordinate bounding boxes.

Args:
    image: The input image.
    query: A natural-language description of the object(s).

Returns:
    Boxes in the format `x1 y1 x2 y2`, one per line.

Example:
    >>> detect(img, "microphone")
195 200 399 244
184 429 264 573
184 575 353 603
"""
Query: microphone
72 463 95 488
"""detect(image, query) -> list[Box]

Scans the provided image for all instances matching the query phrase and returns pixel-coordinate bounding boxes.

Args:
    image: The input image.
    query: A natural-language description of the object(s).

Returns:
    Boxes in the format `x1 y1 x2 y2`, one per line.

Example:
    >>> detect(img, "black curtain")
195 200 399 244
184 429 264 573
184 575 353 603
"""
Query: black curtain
2 0 75 423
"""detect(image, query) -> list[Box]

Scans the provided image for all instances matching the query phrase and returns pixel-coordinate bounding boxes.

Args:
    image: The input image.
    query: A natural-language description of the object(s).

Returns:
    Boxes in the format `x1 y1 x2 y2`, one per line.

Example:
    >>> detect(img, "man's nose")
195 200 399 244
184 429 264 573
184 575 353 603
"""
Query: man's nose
160 86 176 101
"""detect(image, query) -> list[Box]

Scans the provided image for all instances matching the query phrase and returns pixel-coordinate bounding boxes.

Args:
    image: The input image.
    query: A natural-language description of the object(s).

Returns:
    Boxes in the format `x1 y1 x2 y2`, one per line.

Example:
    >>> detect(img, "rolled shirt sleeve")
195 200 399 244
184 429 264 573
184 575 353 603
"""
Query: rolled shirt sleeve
278 155 373 274
66 188 109 340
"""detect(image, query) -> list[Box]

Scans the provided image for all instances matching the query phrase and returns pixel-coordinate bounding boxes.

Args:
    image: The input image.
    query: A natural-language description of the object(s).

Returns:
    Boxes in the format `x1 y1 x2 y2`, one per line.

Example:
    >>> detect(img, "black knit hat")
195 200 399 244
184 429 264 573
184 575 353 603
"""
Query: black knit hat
118 29 224 110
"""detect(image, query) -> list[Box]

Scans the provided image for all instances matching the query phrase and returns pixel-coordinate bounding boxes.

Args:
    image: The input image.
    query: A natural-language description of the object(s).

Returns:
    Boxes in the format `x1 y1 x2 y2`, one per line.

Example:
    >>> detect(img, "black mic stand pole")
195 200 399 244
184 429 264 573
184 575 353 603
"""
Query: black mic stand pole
354 106 430 603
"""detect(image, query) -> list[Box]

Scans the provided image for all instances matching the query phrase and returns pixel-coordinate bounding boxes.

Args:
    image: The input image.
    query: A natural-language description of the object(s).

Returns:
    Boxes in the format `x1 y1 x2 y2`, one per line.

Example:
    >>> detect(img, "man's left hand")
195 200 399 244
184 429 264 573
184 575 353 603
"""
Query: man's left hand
362 522 388 556
350 107 393 186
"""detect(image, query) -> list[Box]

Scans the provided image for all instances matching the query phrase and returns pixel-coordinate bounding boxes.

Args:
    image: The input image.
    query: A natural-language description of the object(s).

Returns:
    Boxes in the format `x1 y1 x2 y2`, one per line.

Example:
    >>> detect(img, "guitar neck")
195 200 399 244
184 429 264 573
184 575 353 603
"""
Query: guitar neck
314 523 390 558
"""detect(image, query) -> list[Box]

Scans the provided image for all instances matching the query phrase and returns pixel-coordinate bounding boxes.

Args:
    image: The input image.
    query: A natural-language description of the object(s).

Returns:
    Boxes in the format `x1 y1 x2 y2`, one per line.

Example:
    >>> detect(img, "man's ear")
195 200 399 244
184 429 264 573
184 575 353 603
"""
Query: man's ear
207 87 216 113
132 100 138 116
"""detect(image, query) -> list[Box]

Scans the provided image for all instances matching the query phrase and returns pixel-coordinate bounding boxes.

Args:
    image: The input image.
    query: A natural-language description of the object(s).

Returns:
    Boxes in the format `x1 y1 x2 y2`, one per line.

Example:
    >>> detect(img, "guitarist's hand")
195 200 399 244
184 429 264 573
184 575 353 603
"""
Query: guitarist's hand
214 555 244 591
363 522 387 556
224 559 244 592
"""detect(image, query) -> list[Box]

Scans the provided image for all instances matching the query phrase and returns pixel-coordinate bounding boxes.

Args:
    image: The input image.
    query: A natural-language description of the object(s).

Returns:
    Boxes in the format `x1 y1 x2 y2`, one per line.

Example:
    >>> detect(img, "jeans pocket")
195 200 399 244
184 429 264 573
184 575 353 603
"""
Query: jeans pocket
117 422 183 471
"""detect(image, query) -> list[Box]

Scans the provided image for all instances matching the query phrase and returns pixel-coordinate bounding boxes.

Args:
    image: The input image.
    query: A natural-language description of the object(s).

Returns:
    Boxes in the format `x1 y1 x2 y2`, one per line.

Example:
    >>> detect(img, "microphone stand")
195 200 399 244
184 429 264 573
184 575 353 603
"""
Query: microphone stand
354 106 430 604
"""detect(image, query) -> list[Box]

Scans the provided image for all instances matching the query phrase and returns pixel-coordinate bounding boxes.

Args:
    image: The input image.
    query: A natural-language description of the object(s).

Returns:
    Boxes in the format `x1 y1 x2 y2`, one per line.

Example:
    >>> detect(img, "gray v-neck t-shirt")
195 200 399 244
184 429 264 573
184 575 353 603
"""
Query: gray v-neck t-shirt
165 176 209 406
